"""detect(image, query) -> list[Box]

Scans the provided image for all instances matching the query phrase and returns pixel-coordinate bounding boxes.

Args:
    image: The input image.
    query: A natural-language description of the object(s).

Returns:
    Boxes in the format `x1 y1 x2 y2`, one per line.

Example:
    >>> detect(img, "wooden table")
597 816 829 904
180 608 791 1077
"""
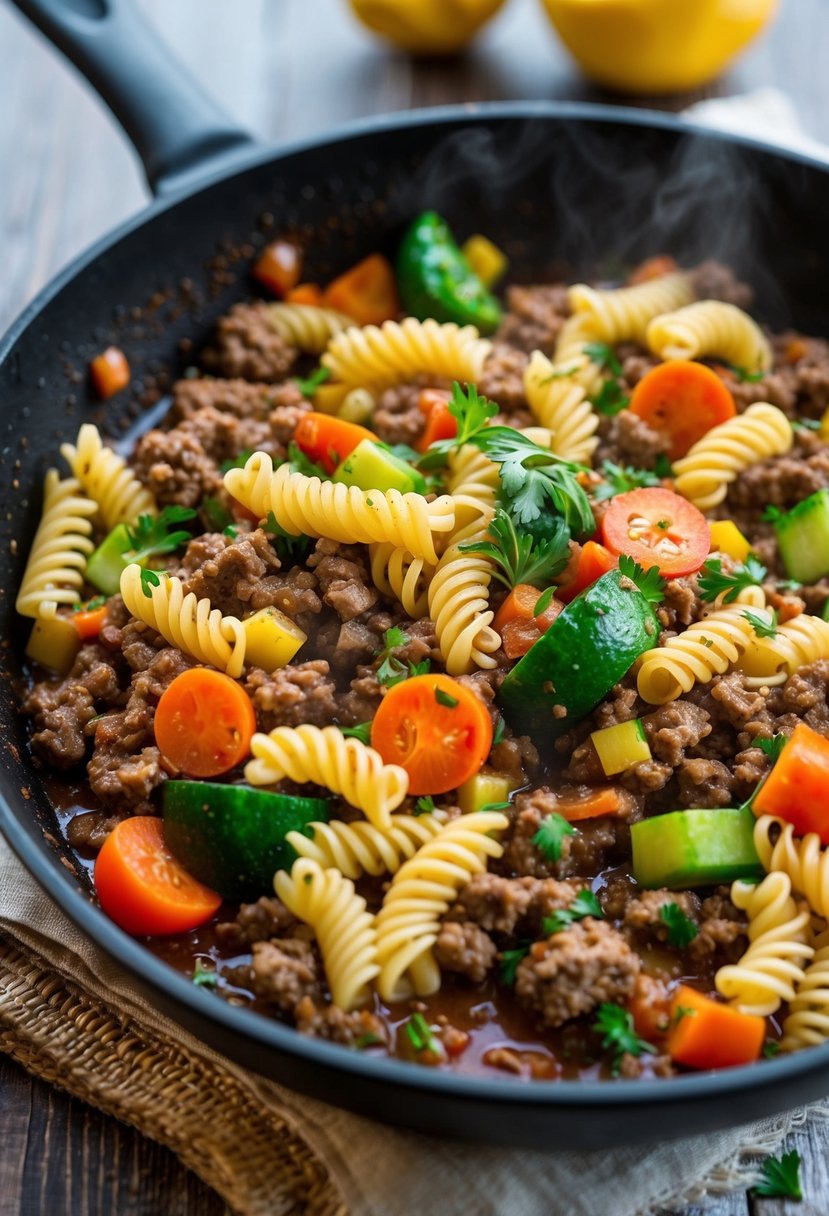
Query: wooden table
1 0 828 1211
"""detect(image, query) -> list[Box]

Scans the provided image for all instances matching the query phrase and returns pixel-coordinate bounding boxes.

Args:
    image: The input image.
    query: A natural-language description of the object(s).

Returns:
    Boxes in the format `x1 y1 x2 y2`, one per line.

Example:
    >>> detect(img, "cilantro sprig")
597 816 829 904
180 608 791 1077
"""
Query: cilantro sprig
593 1002 655 1076
542 889 603 936
470 428 594 537
659 902 699 949
418 382 499 471
583 342 630 416
286 440 327 480
618 554 666 605
126 506 196 564
500 944 532 986
139 568 161 597
374 627 430 688
593 460 666 503
460 508 570 590
753 1149 802 1200
532 812 575 862
758 733 787 763
744 607 778 638
698 555 767 604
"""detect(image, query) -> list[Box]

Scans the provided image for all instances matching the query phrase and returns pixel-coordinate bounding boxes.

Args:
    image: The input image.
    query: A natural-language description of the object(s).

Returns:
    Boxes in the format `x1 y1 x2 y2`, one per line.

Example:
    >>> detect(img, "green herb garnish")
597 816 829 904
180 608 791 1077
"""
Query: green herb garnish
499 944 531 986
492 717 506 747
460 507 570 590
219 450 254 475
659 902 699 949
593 1002 655 1076
404 1012 440 1055
533 586 558 618
698 555 767 604
590 379 629 417
418 382 499 471
126 505 196 564
763 1039 782 1059
74 594 106 614
374 627 429 688
744 608 778 638
532 812 575 862
724 362 766 384
618 554 666 605
435 687 459 709
341 722 372 745
593 460 664 502
286 440 327 480
202 496 234 531
471 428 594 537
139 568 161 597
753 1150 802 1200
415 795 436 816
758 733 787 762
583 341 623 378
542 889 603 935
293 366 331 398
261 510 312 563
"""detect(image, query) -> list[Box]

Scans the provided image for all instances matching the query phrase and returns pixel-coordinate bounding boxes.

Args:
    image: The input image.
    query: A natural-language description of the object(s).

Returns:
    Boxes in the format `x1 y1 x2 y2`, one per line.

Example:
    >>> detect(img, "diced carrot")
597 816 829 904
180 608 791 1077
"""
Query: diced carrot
293 411 376 474
415 389 456 452
556 541 616 604
629 361 737 461
252 240 302 297
753 721 829 843
90 347 130 399
322 254 399 326
286 282 324 306
495 585 562 658
666 985 764 1070
628 255 678 285
493 584 542 632
73 604 108 640
555 786 623 822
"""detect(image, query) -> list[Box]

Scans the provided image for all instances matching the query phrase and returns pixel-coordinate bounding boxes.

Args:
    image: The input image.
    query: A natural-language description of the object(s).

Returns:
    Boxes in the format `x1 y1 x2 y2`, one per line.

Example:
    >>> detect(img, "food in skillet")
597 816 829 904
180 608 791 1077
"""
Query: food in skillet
18 213 829 1079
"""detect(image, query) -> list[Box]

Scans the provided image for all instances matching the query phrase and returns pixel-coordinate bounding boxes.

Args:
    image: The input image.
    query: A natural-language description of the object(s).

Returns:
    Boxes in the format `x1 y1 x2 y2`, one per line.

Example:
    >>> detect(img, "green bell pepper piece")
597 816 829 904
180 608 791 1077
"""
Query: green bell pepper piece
397 211 502 335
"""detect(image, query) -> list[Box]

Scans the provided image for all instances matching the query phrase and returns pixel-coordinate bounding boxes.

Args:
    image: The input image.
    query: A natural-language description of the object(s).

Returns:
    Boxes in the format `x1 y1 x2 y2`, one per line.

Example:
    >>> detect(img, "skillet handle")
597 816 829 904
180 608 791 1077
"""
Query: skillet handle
10 0 257 195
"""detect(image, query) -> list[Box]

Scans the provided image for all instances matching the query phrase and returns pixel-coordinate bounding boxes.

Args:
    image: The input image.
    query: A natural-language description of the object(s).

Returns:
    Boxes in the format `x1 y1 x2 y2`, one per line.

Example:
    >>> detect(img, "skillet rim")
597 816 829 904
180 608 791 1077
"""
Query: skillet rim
3 98 829 1113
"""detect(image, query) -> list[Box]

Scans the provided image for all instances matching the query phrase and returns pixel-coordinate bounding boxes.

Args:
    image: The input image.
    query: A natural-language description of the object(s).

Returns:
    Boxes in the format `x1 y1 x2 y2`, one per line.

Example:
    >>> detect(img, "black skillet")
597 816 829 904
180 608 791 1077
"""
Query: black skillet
3 0 829 1150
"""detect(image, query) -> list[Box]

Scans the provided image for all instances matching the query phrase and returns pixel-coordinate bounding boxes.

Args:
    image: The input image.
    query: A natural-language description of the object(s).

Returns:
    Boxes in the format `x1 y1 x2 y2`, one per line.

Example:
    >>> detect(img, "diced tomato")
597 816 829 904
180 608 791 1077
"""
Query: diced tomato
601 487 709 578
90 347 130 399
252 240 302 296
416 389 456 453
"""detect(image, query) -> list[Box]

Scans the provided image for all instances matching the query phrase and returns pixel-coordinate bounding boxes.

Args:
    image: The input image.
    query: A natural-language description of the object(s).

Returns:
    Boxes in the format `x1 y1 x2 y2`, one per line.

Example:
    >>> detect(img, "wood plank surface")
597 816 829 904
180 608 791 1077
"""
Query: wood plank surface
1 0 828 1213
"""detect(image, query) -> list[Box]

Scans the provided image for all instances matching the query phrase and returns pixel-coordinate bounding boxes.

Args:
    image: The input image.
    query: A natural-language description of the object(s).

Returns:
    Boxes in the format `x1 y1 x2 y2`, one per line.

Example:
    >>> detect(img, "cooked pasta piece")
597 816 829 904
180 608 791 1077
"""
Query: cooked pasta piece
267 303 355 353
286 813 447 880
552 314 605 398
646 300 772 372
672 402 793 511
120 564 246 678
636 604 774 704
245 724 408 830
754 814 829 919
224 452 455 563
714 872 813 1017
567 271 693 346
374 811 509 1001
740 612 829 686
428 504 500 675
61 423 155 530
16 471 97 619
274 858 379 1011
523 351 599 465
781 929 829 1051
369 542 435 618
321 317 491 392
445 443 500 510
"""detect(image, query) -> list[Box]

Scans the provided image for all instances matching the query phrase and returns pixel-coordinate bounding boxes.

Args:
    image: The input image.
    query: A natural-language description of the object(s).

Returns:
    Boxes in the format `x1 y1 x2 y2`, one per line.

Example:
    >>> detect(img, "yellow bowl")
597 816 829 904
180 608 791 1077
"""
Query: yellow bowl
349 0 507 55
539 0 778 95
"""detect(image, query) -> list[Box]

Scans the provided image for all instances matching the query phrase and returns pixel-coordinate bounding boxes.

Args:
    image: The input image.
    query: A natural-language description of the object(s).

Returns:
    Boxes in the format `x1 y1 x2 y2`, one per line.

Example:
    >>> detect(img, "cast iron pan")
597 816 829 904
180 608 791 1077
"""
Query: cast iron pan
4 0 829 1150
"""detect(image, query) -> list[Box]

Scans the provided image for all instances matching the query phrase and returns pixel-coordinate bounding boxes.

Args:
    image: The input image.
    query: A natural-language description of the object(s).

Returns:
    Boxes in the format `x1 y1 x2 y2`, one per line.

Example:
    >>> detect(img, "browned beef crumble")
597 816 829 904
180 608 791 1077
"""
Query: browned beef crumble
515 920 640 1028
201 301 299 382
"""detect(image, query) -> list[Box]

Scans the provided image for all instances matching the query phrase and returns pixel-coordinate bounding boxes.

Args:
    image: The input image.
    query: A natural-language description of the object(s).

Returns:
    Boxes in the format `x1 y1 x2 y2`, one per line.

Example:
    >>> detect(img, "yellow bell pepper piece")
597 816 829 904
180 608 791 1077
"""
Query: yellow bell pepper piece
457 770 513 814
709 520 751 564
591 719 651 777
26 616 81 675
349 0 507 55
461 235 508 290
820 406 829 443
539 0 777 95
242 607 307 672
313 383 351 416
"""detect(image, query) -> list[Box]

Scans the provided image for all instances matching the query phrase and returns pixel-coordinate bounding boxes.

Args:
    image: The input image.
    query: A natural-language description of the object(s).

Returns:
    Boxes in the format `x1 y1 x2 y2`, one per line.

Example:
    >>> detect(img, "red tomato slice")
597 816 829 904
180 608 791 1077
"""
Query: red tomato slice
601 487 709 578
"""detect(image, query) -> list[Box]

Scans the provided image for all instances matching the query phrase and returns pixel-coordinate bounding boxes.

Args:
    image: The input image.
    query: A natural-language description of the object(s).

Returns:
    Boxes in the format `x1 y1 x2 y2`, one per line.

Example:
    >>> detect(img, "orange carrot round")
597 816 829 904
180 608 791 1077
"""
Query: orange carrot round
293 411 376 474
154 668 256 778
629 360 737 460
666 985 765 1070
322 254 399 326
94 817 222 936
753 721 829 843
252 239 302 297
555 786 624 822
90 347 130 399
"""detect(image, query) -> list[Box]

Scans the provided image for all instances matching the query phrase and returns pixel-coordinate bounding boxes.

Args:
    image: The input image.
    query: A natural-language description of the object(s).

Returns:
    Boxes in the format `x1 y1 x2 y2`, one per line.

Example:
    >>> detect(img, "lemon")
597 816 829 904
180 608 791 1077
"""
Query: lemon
349 0 507 55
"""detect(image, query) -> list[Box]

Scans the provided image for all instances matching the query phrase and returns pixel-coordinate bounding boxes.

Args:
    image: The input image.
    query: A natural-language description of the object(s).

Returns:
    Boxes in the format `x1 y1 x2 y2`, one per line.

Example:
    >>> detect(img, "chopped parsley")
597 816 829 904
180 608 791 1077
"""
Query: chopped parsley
758 733 787 762
593 460 664 502
654 453 674 479
499 944 531 986
659 902 699 949
762 504 785 524
223 525 238 539
593 1002 655 1076
374 627 429 688
460 507 570 590
743 608 778 638
698 555 767 604
415 795 436 816
139 568 161 597
753 1150 802 1200
74 595 106 614
492 717 506 747
201 496 234 531
418 382 498 471
435 687 459 709
286 440 327 480
581 342 629 415
763 1039 782 1059
404 1012 440 1055
293 366 330 398
618 554 666 605
532 812 575 862
533 586 558 618
192 959 218 989
261 510 312 563
542 889 603 935
479 800 512 813
723 362 766 384
793 417 821 432
590 378 630 417
583 342 624 378
126 505 196 564
340 722 372 745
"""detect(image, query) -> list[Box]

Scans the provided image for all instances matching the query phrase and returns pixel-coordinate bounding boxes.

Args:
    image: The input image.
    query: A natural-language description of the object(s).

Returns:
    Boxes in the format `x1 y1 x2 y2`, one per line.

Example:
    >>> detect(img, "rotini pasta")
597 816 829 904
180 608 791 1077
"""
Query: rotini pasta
267 303 355 354
428 504 501 675
647 300 772 373
374 811 509 1002
321 317 491 392
714 872 813 1016
567 271 693 346
369 542 435 618
224 452 455 563
274 858 379 1011
672 402 793 511
120 564 246 677
552 314 605 398
740 611 829 686
244 724 408 830
754 814 829 920
16 471 97 618
523 350 599 465
781 929 829 1051
61 423 156 530
636 604 775 704
286 813 447 880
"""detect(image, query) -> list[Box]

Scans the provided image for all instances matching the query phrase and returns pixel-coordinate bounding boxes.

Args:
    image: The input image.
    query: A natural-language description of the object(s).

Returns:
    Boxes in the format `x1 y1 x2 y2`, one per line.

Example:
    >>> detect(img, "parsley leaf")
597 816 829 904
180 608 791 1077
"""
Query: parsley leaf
618 553 666 605
590 379 630 417
479 800 512 813
384 625 410 650
192 959 218 988
758 733 787 762
139 568 161 597
793 417 821 432
202 496 234 532
219 449 254 475
492 717 506 747
724 362 766 384
654 453 675 479
418 382 499 471
532 812 575 862
374 627 428 688
435 687 459 708
698 555 767 604
286 440 327 480
533 586 557 618
593 1002 655 1076
744 608 778 638
415 795 436 816
293 366 330 398
763 1039 782 1059
753 1150 802 1200
126 506 196 564
583 341 623 378
261 510 312 563
341 722 372 745
460 507 570 590
542 889 603 935
471 427 594 537
74 594 106 614
762 504 785 524
593 460 663 502
404 1012 440 1055
223 525 238 539
659 902 699 949
499 944 531 986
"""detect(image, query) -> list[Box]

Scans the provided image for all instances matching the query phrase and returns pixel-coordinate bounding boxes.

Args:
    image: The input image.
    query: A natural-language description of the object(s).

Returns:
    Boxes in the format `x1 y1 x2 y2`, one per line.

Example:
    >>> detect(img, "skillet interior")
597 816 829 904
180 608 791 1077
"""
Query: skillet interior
4 104 829 1147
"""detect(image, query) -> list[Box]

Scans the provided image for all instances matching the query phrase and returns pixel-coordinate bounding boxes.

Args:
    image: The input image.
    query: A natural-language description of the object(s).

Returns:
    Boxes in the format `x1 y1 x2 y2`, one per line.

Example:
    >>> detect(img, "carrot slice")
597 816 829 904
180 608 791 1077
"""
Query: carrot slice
73 604 108 640
322 254 399 326
293 411 376 474
371 673 493 795
666 985 765 1070
94 816 222 936
556 541 616 604
252 239 302 297
628 255 678 285
154 668 256 778
90 347 130 399
555 786 623 822
416 388 456 453
286 282 323 306
629 360 737 461
753 721 829 843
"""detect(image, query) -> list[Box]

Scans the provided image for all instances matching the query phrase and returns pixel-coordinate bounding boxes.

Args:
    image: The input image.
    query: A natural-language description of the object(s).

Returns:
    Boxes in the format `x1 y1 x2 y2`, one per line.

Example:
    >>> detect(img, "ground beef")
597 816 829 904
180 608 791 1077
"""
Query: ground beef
595 409 666 470
294 996 387 1046
496 284 569 354
23 645 127 770
623 889 701 939
243 936 320 1014
728 431 829 516
172 376 280 421
643 701 712 766
372 384 425 447
477 343 529 412
217 897 299 947
449 873 583 936
307 538 378 621
181 529 283 619
178 405 269 466
244 660 339 731
658 575 706 631
132 427 221 508
498 787 636 880
65 809 129 852
688 260 754 309
691 889 748 965
515 920 640 1029
201 302 298 382
434 921 497 983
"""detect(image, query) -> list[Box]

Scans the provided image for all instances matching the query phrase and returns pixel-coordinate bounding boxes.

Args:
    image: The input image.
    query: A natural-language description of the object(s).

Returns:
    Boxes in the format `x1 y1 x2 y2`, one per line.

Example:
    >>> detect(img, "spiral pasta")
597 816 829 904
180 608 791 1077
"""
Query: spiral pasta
672 402 793 511
374 811 509 1001
781 929 829 1051
369 542 435 618
636 604 774 705
16 471 97 619
714 873 813 1016
523 350 599 465
61 423 156 530
567 272 693 346
740 612 829 686
267 303 355 354
225 452 454 563
286 813 447 880
647 300 772 372
428 504 500 675
244 724 408 831
120 564 246 677
321 317 491 393
754 814 829 920
552 314 605 398
274 858 379 1011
